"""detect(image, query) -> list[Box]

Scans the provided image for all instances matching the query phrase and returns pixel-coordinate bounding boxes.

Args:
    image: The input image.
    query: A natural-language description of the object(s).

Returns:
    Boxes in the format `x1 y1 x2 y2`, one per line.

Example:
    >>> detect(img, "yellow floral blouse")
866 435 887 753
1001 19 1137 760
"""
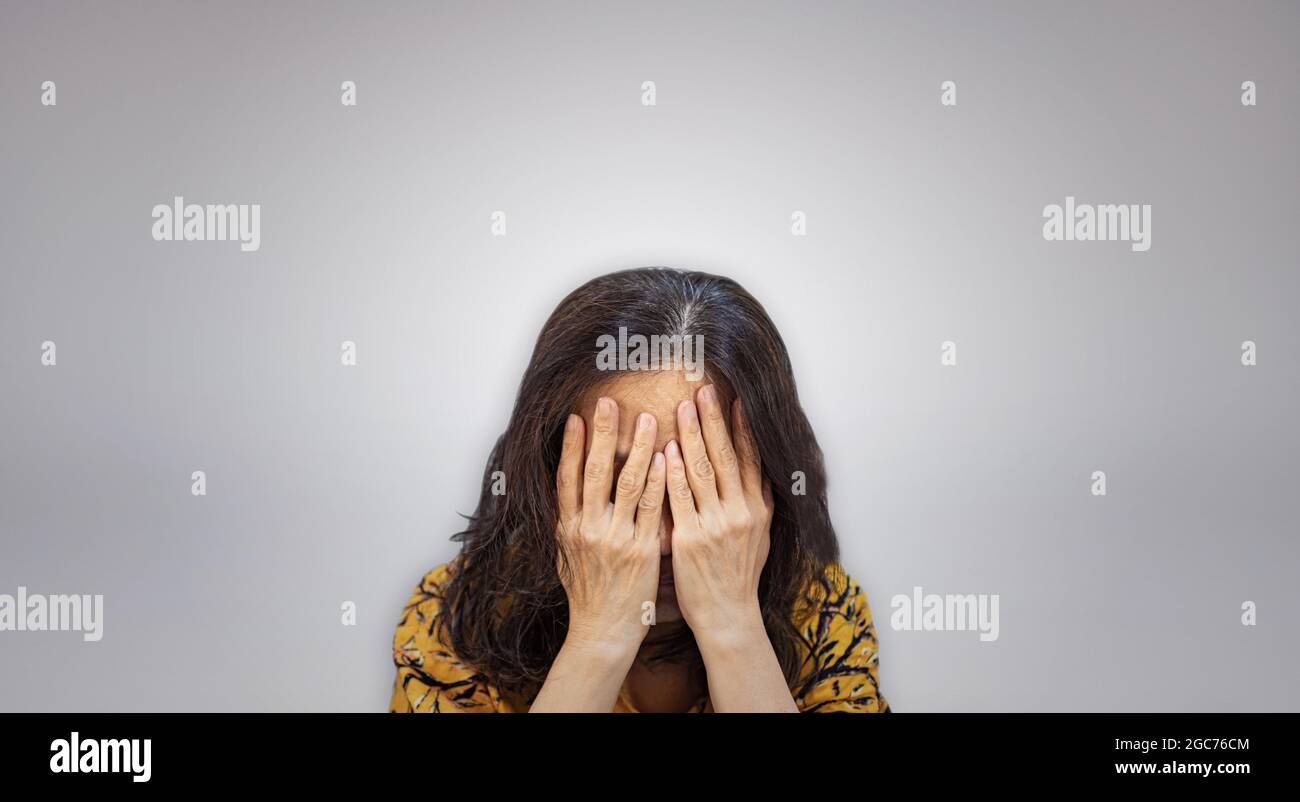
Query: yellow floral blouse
390 558 888 713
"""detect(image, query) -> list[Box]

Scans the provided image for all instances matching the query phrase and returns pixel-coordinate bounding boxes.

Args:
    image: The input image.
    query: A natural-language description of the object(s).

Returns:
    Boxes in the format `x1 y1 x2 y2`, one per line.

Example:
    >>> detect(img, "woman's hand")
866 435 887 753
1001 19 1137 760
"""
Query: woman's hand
532 397 668 712
662 384 796 712
554 397 667 656
663 384 774 643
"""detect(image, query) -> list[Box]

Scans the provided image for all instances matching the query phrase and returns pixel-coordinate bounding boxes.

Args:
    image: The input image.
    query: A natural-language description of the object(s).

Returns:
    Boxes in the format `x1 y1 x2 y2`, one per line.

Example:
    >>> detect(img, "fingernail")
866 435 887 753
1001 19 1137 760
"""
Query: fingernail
681 400 697 419
699 384 715 404
637 412 652 433
598 397 612 415
653 452 665 470
566 414 578 432
666 440 679 458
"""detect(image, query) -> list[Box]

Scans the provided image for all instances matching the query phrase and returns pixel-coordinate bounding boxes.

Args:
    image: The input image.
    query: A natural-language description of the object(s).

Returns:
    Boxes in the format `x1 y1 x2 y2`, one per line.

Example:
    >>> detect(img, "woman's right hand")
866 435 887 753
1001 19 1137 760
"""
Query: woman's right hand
554 397 667 656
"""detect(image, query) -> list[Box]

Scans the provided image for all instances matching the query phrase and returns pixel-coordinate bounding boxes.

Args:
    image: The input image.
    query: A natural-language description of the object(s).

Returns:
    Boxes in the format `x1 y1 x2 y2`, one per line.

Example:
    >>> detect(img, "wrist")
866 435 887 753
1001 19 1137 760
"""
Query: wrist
561 625 643 669
532 625 641 713
693 603 767 656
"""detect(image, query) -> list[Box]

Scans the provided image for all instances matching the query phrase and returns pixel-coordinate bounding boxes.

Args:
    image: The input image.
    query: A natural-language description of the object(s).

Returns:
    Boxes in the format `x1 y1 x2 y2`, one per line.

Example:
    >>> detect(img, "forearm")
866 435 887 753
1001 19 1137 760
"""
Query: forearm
696 610 800 713
529 636 637 713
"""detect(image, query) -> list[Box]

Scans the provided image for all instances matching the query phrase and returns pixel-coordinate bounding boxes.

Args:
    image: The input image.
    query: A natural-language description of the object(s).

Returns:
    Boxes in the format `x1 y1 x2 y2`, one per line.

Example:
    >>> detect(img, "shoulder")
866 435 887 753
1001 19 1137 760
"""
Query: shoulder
808 561 861 604
391 559 460 676
390 559 500 712
795 561 872 632
790 561 889 712
393 560 458 656
400 559 459 618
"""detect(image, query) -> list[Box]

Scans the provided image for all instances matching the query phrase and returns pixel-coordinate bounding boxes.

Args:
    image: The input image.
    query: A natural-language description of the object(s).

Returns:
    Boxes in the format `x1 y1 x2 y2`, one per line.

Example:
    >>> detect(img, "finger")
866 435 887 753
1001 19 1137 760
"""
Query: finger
581 397 619 530
675 398 720 511
634 451 667 543
731 397 763 495
663 439 698 526
612 412 657 530
695 384 743 502
556 413 584 525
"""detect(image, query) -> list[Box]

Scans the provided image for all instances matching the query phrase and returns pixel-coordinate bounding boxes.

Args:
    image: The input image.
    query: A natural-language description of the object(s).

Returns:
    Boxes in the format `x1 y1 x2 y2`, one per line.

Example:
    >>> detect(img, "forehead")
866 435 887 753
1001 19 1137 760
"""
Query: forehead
574 370 732 457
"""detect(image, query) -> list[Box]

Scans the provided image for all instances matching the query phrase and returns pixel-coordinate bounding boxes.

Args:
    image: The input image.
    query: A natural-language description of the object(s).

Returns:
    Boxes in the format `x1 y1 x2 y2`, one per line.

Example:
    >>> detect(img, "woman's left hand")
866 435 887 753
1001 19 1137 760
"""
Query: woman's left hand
664 384 774 642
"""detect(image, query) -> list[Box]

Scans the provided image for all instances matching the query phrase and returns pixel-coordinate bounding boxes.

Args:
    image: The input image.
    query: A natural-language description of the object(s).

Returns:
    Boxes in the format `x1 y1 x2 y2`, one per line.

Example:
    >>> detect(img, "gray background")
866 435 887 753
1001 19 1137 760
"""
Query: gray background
1 0 1296 712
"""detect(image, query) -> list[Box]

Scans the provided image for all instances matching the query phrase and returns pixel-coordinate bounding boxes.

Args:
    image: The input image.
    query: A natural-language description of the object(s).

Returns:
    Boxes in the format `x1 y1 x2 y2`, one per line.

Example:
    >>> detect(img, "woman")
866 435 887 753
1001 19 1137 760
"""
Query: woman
390 267 888 712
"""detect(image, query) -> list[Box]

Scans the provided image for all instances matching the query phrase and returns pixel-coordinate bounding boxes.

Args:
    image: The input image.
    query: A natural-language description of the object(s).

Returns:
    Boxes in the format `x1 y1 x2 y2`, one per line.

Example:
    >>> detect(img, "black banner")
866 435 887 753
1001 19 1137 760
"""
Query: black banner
0 713 1286 789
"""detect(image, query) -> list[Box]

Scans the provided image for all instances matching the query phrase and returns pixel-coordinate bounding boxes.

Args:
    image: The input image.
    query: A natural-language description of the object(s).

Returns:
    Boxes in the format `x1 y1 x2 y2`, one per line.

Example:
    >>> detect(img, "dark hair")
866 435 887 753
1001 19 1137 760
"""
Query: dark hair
442 266 839 701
